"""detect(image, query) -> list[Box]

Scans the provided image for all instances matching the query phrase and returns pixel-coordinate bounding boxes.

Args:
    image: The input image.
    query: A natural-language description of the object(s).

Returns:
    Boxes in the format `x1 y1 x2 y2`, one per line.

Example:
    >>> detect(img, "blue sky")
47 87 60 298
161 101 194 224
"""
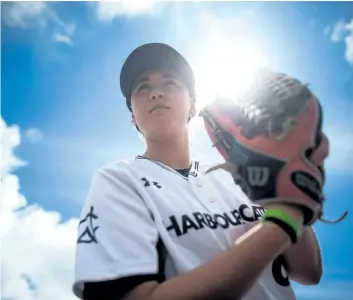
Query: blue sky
2 1 353 300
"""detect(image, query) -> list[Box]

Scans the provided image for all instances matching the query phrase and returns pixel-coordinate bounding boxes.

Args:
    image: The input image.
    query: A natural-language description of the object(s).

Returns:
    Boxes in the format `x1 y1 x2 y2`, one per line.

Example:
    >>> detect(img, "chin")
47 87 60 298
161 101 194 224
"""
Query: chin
148 123 187 140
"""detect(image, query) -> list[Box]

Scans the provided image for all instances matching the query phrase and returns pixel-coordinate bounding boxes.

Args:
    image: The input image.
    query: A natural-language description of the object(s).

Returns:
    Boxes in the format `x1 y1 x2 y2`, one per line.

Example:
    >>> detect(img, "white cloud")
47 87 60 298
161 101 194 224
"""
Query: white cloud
50 13 77 46
95 0 161 21
0 119 28 178
330 20 346 42
345 19 353 32
327 19 353 65
52 22 76 46
0 117 79 300
24 128 43 144
343 20 353 64
2 1 47 28
345 34 353 64
2 2 76 47
53 33 74 46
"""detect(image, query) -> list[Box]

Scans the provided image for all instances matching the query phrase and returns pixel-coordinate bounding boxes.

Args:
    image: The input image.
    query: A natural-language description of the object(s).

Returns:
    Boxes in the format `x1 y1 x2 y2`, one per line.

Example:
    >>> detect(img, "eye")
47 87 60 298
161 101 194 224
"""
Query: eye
136 83 150 92
165 80 179 87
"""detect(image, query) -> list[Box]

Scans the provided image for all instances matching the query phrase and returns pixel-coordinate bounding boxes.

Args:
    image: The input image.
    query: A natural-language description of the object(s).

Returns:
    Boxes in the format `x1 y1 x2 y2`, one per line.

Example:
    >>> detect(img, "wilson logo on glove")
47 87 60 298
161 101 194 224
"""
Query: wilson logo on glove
201 68 348 226
247 167 270 187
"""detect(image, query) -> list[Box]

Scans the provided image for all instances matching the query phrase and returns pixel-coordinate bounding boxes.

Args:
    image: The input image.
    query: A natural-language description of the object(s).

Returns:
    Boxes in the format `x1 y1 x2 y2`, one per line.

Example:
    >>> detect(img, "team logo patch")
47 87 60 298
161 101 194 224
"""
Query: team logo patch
141 177 162 188
77 206 99 244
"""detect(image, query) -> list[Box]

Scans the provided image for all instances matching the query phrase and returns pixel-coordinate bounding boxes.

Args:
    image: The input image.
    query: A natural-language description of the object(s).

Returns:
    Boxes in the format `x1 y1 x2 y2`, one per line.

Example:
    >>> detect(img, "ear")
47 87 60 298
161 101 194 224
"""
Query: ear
189 97 197 118
131 113 136 126
131 113 143 134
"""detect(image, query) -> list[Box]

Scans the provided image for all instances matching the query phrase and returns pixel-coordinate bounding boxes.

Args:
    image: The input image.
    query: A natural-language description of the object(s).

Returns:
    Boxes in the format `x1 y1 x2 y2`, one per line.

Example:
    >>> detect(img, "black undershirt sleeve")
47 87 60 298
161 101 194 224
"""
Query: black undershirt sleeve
83 274 163 300
83 239 166 300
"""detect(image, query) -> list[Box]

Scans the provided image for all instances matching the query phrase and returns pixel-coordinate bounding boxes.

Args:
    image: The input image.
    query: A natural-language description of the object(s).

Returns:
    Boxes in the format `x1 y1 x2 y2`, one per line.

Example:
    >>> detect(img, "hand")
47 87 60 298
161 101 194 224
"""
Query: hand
201 69 327 226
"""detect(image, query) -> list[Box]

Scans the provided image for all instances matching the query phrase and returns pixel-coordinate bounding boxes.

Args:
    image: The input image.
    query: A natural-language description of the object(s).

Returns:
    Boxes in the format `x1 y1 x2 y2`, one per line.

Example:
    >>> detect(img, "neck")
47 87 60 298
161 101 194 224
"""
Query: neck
144 132 191 169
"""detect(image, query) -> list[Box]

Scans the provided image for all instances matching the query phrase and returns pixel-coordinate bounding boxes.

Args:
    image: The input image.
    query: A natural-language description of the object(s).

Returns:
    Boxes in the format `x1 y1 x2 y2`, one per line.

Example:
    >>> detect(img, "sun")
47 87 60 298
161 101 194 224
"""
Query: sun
191 36 268 111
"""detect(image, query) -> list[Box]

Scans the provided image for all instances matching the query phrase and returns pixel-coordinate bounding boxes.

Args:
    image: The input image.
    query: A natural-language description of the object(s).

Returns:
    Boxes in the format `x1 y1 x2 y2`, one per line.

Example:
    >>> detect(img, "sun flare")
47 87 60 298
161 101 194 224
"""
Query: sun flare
191 36 268 111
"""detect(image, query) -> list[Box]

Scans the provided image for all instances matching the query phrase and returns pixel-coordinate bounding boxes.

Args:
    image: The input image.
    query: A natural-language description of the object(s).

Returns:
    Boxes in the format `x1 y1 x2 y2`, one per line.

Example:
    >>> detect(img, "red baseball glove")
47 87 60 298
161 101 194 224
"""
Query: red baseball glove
200 68 347 225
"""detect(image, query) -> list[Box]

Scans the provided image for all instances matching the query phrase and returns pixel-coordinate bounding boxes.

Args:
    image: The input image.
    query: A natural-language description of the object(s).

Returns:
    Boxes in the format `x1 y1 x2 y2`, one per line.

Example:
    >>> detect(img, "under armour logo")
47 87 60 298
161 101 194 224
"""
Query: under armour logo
246 167 270 187
77 206 99 244
141 177 162 188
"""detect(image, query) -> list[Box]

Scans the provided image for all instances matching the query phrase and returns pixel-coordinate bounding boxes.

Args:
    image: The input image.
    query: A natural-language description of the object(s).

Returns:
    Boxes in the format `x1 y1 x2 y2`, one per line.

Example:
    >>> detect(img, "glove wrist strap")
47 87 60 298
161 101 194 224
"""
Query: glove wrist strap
262 209 302 244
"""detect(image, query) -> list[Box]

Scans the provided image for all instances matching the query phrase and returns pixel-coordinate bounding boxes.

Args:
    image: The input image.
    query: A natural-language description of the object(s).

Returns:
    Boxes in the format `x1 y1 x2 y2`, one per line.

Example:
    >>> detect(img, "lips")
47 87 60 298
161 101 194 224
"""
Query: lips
149 104 170 113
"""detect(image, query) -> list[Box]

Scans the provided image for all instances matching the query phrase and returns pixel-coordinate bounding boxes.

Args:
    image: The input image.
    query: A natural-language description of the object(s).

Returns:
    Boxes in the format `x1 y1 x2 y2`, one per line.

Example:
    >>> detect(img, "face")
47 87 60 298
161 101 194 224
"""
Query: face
130 69 196 140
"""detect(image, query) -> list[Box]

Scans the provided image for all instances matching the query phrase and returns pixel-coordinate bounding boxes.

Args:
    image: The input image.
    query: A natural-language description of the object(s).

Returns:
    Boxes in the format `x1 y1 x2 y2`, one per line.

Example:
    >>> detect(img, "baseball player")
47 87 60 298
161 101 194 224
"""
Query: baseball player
72 43 328 300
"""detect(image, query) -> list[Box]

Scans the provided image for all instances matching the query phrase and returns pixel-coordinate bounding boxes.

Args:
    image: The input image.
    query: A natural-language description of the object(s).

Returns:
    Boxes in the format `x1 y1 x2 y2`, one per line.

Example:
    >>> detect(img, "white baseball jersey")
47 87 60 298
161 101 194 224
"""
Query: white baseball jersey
73 156 296 300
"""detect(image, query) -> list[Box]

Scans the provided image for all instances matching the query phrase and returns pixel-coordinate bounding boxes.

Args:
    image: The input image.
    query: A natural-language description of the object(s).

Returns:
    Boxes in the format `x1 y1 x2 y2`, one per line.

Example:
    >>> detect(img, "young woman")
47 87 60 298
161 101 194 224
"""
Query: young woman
72 43 323 300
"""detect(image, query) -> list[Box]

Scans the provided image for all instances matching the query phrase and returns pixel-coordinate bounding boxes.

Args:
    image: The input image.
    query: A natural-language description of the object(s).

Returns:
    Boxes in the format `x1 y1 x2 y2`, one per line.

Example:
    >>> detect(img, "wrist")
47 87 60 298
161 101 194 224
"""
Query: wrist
261 207 304 244
261 221 294 245
264 204 304 224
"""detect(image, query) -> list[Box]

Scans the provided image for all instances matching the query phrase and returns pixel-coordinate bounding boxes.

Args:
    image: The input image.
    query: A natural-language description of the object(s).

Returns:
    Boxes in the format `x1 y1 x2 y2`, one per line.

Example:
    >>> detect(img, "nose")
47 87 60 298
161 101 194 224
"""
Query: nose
149 88 165 101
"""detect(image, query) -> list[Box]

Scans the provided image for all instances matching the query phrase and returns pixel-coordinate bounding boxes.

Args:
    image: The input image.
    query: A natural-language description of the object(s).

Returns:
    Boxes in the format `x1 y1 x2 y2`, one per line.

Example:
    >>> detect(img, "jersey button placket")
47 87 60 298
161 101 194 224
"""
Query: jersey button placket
195 179 202 187
191 176 215 204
